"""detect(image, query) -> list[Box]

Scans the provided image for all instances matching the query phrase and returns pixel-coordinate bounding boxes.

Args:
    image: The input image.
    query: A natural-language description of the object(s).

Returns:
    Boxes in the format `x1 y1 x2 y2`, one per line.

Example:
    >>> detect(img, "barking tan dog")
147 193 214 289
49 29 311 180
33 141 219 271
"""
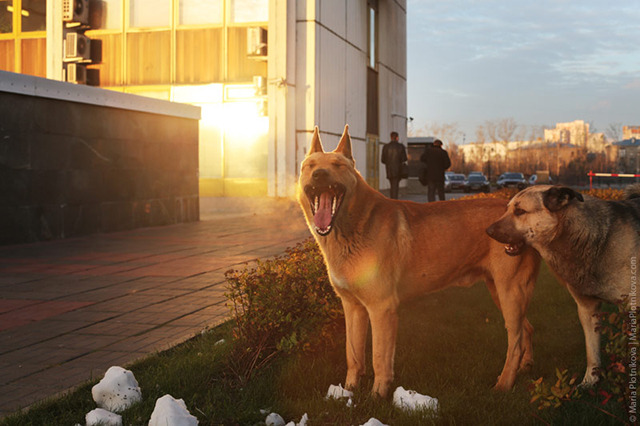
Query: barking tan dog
297 125 541 397
487 185 640 386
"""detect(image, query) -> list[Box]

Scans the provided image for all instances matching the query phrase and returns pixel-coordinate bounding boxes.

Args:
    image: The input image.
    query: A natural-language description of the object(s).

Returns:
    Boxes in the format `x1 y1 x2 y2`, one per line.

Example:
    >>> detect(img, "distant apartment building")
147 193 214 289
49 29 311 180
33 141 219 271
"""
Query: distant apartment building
613 134 639 174
544 120 606 153
623 125 640 140
459 120 613 177
0 0 407 197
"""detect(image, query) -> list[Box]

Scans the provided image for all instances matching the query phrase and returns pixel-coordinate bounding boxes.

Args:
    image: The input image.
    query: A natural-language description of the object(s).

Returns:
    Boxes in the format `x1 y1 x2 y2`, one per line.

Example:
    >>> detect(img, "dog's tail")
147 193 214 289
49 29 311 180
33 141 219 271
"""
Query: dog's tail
626 183 640 199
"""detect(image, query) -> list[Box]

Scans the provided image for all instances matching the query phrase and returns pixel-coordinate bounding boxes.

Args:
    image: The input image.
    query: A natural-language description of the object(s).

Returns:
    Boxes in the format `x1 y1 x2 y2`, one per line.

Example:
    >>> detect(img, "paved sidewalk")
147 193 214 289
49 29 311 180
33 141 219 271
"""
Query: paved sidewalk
0 188 462 418
0 198 310 418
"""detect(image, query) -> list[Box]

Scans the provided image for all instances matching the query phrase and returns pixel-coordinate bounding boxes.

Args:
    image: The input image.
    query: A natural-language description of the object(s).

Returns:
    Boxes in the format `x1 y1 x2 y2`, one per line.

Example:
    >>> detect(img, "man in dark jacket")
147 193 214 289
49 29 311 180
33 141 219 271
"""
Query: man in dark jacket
420 139 451 202
381 131 407 199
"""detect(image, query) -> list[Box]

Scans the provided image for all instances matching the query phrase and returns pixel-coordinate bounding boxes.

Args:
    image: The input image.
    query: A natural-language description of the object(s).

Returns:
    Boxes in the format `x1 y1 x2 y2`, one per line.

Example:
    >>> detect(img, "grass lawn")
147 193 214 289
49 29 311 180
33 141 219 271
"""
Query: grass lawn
1 262 628 425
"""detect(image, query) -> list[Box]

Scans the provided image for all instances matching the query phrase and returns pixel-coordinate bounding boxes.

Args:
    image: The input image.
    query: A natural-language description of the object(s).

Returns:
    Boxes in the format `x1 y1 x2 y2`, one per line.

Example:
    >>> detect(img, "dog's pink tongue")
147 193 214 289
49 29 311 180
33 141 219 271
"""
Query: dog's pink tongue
313 192 333 230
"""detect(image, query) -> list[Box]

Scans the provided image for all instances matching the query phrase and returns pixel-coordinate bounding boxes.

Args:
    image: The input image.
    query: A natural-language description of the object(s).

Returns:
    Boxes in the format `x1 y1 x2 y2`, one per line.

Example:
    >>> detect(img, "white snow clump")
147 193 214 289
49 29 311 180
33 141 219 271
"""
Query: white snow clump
359 418 388 426
265 412 286 426
392 386 439 412
325 383 354 400
285 412 309 426
91 366 142 413
149 394 199 426
85 408 122 426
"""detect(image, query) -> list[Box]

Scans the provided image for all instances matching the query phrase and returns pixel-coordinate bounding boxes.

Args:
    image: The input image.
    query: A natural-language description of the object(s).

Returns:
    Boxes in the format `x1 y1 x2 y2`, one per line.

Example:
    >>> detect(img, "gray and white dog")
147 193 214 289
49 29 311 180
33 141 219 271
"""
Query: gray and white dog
486 184 640 386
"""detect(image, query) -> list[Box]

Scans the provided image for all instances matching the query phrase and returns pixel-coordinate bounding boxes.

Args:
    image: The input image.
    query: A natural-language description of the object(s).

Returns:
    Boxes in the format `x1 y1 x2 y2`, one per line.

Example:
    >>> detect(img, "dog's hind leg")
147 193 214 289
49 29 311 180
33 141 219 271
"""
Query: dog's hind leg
340 295 369 391
491 257 537 391
485 278 534 374
519 319 534 372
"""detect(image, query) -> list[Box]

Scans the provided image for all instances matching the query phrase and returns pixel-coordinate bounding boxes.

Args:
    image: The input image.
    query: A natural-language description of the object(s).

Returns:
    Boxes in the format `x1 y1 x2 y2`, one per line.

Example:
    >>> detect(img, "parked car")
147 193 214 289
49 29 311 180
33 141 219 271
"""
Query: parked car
444 173 466 192
464 175 490 193
497 172 527 189
529 174 553 185
468 171 484 177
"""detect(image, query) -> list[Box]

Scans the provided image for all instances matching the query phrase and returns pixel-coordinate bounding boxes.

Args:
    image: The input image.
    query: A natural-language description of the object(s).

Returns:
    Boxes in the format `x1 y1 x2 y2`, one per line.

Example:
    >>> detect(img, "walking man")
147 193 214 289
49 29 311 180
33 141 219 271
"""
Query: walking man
420 139 451 202
381 131 408 199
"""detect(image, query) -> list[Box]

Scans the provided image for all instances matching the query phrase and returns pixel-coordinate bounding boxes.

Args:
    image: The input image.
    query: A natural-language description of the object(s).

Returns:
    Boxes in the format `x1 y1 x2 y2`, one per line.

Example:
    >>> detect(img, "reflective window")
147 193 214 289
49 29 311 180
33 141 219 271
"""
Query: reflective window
0 0 12 33
179 0 222 25
21 0 45 32
130 0 170 28
229 0 267 24
102 0 123 29
368 5 376 69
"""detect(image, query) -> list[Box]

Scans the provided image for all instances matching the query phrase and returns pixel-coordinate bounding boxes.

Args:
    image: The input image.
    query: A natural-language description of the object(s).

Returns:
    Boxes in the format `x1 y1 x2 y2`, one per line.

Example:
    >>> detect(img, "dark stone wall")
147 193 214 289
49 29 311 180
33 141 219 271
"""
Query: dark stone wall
0 91 199 245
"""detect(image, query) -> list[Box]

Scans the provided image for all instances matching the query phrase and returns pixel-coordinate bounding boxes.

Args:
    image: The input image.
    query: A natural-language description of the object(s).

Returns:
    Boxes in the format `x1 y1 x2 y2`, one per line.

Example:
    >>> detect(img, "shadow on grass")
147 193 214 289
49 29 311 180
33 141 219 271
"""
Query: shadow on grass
1 263 626 425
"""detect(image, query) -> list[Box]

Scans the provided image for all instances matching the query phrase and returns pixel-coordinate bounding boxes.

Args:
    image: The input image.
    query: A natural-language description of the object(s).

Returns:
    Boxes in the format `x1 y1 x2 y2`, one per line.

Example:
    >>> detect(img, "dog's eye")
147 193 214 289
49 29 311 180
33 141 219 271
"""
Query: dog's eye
514 208 526 216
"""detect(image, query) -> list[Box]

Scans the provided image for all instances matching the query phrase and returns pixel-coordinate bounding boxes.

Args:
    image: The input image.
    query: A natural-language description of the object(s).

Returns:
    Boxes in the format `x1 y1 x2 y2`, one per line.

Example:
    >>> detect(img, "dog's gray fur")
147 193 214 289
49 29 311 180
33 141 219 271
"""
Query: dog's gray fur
487 184 640 385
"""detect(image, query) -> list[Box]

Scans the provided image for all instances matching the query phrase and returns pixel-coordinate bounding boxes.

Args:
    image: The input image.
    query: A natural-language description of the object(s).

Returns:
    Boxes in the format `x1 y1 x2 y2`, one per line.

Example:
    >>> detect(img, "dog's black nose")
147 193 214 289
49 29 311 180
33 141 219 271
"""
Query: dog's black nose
312 169 329 182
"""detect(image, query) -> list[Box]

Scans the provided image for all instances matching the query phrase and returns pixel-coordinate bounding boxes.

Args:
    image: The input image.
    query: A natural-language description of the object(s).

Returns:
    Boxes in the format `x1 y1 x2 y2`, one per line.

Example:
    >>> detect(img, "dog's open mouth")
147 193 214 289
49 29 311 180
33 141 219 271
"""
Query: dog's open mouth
304 183 346 236
504 241 525 256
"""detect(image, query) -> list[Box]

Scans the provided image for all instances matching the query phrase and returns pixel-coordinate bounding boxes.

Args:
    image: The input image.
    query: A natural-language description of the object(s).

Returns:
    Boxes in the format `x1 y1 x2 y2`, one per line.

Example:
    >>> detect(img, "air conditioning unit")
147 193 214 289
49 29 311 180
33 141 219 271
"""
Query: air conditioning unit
64 32 92 61
247 27 267 57
66 63 87 84
63 0 89 25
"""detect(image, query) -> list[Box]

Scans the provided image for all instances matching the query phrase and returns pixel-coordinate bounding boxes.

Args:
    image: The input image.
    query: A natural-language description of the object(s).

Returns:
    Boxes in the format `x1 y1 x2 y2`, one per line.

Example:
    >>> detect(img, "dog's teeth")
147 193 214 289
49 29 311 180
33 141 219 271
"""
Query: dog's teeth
332 196 337 215
314 196 319 212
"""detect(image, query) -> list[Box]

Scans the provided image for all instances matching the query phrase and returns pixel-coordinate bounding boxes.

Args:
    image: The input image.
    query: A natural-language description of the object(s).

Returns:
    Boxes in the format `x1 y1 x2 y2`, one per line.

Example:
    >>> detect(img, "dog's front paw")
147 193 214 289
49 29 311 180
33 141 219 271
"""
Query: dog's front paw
371 379 393 399
578 367 600 389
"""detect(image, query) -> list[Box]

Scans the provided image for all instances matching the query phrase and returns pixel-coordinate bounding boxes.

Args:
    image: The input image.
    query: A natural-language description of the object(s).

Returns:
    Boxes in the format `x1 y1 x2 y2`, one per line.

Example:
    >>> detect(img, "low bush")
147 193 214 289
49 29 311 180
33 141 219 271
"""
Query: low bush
581 187 627 200
529 302 636 423
460 186 627 202
224 238 342 385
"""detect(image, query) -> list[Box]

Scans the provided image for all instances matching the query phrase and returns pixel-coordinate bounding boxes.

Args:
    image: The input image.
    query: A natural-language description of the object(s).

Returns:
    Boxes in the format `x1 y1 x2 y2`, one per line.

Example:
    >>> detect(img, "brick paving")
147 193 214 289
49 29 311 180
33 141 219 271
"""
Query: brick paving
0 198 310 418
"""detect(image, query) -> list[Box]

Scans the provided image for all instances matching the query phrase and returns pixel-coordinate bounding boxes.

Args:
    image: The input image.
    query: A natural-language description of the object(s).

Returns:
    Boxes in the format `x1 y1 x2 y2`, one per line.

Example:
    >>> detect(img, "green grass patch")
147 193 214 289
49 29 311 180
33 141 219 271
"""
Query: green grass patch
1 260 629 425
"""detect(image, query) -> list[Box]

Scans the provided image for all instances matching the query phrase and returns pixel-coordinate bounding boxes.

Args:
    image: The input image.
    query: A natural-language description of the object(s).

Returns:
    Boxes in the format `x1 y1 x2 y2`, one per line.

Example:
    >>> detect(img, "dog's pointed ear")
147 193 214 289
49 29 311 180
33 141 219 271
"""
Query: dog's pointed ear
543 186 584 212
307 126 324 156
334 124 354 162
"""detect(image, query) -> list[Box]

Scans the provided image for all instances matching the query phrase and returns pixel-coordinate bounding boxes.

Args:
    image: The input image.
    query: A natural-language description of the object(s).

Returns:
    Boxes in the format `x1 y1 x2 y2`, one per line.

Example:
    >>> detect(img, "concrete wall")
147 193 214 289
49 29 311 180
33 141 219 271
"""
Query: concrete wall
288 0 407 195
0 72 201 245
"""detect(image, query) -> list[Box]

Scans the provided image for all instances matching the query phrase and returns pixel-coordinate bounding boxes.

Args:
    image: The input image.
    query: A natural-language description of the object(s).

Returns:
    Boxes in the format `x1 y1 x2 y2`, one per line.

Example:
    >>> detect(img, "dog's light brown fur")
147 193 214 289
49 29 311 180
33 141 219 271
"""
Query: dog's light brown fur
297 125 540 397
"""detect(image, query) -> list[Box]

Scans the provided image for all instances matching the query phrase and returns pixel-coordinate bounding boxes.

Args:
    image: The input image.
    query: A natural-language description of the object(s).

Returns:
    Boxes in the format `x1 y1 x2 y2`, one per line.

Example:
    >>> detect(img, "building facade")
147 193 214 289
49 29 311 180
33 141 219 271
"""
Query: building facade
613 137 640 174
0 0 407 197
623 125 640 140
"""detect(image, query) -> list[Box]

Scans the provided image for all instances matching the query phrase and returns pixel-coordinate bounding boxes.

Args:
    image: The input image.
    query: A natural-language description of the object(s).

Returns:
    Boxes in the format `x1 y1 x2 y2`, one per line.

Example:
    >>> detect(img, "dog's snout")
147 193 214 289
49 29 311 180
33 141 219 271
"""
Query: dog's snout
486 223 497 239
486 219 516 244
312 168 330 182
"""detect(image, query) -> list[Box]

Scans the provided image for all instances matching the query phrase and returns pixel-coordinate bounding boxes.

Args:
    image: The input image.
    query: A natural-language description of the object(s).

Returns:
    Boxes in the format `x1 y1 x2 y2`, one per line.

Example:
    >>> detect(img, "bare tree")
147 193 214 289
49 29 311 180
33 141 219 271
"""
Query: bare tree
497 117 518 143
528 124 548 142
412 121 464 146
605 122 623 142
484 120 499 142
475 125 486 144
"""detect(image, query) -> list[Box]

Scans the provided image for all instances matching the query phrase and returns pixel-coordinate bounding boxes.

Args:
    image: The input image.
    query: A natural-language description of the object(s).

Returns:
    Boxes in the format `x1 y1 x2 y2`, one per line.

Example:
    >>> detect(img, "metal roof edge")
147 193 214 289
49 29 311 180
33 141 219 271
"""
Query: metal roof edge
0 71 201 120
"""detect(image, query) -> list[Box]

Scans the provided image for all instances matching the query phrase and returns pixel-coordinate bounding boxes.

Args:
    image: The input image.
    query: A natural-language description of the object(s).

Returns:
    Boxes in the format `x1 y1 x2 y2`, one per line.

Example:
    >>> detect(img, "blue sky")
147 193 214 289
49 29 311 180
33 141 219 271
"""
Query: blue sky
407 0 640 142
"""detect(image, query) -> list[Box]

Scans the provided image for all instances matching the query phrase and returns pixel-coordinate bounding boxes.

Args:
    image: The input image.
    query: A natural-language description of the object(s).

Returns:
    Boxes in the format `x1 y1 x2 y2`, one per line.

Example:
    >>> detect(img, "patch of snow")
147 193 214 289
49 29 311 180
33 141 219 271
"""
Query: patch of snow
392 386 438 412
85 408 122 426
325 384 354 400
149 394 199 426
359 418 388 426
284 412 308 426
265 412 285 426
91 366 142 413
